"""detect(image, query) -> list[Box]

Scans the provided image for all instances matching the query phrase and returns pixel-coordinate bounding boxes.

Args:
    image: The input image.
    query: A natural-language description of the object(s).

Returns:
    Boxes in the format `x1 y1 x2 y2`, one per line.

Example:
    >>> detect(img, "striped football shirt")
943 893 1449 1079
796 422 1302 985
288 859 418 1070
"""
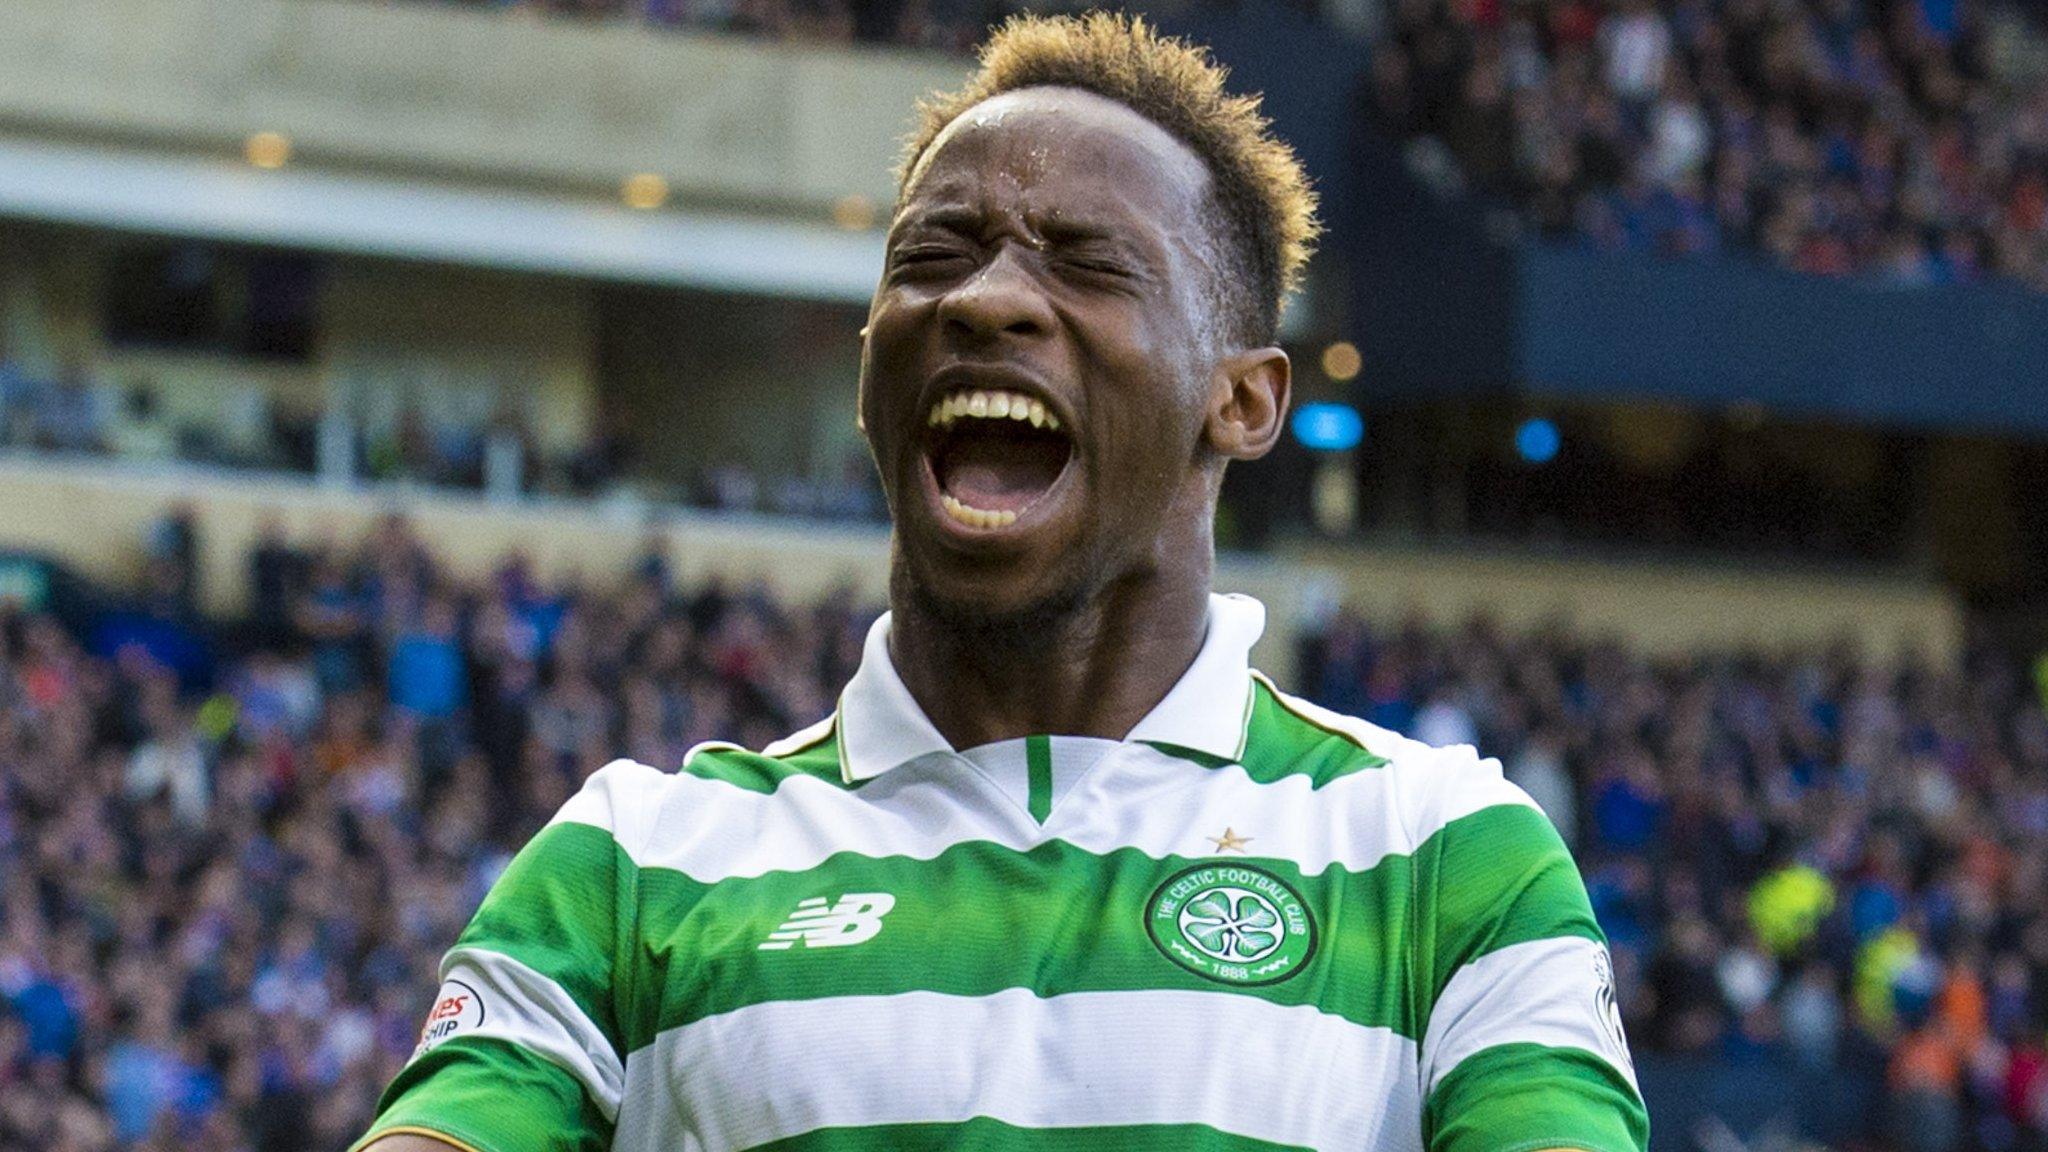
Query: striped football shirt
357 593 1648 1152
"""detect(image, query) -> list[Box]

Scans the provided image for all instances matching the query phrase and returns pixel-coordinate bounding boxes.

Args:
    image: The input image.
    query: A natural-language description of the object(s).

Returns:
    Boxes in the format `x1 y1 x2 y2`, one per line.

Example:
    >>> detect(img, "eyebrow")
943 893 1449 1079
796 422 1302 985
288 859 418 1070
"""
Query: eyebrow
889 205 985 240
1036 217 1131 245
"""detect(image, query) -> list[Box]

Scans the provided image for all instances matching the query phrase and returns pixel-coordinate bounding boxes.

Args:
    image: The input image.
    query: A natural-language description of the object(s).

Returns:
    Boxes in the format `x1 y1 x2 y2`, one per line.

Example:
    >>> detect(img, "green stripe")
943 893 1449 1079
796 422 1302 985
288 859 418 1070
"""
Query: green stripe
625 834 1408 1051
1152 679 1390 786
1026 734 1053 824
744 1118 1310 1151
458 806 1593 1061
453 821 632 1060
1423 1042 1648 1152
1409 802 1603 1010
358 1035 614 1152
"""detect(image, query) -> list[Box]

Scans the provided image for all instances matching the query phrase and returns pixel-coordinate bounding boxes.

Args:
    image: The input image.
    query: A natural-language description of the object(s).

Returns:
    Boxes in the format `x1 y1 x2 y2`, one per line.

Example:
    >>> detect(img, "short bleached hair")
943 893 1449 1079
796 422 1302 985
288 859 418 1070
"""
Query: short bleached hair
899 11 1321 346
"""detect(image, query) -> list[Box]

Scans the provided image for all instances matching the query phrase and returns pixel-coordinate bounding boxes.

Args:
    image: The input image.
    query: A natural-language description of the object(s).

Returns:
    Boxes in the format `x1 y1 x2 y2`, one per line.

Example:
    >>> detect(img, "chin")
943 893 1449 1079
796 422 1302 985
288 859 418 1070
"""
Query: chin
898 554 1091 648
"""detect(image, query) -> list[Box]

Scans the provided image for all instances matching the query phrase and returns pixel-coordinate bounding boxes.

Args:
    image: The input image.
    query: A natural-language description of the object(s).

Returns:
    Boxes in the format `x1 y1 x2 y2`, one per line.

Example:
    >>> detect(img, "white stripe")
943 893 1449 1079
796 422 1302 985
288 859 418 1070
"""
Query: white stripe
604 741 1536 884
608 988 1423 1152
547 758 670 860
437 947 627 1120
1419 936 1639 1097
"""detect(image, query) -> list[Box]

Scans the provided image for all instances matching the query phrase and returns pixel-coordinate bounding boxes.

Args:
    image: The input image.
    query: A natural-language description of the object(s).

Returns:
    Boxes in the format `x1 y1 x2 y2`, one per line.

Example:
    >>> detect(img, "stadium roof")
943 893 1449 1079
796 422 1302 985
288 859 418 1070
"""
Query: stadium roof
0 135 886 302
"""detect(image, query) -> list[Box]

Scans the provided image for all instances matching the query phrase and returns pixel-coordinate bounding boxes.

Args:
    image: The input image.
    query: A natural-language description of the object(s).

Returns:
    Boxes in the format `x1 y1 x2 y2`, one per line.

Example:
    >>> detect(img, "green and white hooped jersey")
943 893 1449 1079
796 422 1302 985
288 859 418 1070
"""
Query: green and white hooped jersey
359 594 1647 1152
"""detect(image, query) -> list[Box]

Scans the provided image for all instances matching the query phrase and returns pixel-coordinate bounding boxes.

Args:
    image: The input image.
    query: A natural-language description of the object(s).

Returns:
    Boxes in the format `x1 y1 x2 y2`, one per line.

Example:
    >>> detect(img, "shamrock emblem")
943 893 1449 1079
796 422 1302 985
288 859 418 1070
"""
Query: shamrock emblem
1179 888 1284 962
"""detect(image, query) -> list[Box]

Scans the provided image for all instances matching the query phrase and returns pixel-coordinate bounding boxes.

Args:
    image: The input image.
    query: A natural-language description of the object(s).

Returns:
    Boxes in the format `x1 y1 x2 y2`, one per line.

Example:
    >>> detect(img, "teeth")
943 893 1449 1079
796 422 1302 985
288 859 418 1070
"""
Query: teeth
926 388 1064 432
940 493 1019 529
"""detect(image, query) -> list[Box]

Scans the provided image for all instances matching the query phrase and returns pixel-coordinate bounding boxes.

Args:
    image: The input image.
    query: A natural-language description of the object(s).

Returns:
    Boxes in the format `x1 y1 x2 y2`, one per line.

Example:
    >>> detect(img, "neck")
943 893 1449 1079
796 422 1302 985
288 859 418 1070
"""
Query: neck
887 547 1213 752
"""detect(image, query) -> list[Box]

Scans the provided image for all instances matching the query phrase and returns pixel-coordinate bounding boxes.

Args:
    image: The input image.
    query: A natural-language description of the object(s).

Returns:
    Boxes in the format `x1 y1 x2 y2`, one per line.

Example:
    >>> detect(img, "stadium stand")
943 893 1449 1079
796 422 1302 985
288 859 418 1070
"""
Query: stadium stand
4 3 2046 1150
0 513 2040 1151
1365 0 2048 290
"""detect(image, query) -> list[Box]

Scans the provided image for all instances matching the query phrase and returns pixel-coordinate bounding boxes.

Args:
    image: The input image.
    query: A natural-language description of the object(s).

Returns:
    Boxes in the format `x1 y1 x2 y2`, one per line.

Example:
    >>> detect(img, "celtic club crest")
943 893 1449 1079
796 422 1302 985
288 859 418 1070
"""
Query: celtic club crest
1146 864 1316 986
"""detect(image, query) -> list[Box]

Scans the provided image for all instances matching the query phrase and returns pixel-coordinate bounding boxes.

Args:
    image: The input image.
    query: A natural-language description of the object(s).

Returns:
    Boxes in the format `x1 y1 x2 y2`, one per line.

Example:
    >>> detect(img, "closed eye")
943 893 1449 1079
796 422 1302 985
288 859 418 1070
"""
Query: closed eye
895 247 967 265
887 246 974 280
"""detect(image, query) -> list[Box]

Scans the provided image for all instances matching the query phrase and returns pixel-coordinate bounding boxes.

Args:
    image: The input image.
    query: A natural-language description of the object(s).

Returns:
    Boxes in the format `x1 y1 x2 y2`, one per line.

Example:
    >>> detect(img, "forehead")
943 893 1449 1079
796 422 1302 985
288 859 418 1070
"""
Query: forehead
900 86 1213 233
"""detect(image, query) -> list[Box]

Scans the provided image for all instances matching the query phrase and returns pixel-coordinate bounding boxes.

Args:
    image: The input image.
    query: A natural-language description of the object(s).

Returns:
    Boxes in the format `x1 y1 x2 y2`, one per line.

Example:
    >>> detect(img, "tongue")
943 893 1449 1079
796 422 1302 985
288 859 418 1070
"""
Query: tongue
936 427 1070 513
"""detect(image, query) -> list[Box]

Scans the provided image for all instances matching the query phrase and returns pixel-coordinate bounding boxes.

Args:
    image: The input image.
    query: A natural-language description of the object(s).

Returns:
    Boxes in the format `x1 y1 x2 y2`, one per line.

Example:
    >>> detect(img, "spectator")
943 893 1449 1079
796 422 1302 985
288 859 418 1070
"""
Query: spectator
386 595 464 721
1507 724 1579 846
107 384 175 462
1602 0 1674 107
34 360 110 455
124 693 209 826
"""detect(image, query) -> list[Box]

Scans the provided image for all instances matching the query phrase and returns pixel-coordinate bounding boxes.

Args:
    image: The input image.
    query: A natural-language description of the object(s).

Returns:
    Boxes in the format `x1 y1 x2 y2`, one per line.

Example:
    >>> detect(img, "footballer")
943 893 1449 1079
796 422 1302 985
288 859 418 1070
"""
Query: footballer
357 13 1648 1152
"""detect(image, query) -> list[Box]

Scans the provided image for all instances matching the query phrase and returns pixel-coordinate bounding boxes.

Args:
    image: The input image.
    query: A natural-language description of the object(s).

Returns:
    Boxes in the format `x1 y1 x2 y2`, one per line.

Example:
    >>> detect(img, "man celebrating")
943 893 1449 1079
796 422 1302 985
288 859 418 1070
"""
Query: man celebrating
357 13 1647 1152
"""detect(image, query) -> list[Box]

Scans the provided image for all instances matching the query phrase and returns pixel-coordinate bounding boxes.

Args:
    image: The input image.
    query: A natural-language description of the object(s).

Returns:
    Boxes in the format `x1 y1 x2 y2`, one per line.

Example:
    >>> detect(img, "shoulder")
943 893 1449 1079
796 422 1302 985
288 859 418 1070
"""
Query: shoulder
1243 671 1542 842
674 712 850 795
557 714 852 825
547 757 674 857
561 712 851 808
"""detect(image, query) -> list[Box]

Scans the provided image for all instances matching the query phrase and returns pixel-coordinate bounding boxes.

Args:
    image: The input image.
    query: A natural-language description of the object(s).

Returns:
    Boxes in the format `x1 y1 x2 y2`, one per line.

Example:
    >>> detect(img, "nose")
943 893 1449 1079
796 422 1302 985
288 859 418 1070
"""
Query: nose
935 246 1055 344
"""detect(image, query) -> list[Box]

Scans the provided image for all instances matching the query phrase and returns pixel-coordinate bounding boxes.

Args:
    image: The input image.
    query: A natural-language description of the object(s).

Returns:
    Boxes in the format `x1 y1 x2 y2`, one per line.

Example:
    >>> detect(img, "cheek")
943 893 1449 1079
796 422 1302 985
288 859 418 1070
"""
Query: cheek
859 297 931 459
1072 311 1205 488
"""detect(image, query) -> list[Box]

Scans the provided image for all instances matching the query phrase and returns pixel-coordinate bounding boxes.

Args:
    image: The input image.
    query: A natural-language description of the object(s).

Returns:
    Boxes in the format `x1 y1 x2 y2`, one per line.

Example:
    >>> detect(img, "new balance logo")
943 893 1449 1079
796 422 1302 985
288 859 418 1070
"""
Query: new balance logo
758 893 897 951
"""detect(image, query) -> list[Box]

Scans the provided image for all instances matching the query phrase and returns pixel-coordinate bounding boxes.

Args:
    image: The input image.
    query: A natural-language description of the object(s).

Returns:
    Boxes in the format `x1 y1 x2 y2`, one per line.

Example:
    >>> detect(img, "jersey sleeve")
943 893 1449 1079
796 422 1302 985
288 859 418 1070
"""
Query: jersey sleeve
353 760 663 1152
1410 757 1649 1152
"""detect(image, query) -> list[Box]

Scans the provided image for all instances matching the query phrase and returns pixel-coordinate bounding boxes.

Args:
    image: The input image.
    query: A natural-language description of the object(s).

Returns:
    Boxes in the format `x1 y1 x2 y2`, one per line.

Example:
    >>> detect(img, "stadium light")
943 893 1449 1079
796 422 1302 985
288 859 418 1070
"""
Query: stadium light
1319 340 1361 381
1515 417 1561 464
622 172 670 210
244 131 292 170
1291 402 1364 452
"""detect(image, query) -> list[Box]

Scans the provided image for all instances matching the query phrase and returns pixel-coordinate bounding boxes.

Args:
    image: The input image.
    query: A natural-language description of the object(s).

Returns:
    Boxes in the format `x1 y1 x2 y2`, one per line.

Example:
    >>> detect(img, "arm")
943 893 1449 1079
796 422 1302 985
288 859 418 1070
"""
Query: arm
1412 764 1649 1152
352 761 659 1152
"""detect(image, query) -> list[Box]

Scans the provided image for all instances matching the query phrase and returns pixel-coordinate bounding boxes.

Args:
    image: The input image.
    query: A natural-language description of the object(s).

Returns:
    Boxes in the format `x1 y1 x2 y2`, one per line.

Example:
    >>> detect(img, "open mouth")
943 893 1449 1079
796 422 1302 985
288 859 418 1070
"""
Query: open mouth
923 387 1075 530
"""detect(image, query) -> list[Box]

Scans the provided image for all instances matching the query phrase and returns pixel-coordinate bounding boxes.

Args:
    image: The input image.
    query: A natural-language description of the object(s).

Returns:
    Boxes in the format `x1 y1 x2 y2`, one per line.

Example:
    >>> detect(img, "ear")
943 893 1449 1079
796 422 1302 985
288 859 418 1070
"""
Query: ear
1203 346 1291 462
854 325 873 435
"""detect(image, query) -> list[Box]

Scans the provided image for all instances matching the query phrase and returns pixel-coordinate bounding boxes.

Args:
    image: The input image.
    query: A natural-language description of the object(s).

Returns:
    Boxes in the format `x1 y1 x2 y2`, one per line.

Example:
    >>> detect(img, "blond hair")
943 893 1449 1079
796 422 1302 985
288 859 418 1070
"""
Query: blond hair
901 11 1321 344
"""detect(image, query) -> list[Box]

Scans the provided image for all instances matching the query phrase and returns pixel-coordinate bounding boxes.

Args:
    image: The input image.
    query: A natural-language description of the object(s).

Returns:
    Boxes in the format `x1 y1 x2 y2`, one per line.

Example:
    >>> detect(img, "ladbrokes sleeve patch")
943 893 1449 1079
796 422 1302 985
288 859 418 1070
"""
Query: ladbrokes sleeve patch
413 979 486 1058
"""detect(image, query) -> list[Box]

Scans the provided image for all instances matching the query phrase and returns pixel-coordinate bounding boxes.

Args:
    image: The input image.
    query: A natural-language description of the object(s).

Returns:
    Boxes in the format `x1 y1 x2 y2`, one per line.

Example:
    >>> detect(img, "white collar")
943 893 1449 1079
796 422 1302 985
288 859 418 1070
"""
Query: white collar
836 592 1265 783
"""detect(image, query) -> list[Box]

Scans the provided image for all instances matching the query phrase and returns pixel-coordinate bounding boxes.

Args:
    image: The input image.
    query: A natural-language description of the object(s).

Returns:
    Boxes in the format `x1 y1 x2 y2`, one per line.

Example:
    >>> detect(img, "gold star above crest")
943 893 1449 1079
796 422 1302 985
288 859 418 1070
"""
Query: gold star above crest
1207 827 1253 854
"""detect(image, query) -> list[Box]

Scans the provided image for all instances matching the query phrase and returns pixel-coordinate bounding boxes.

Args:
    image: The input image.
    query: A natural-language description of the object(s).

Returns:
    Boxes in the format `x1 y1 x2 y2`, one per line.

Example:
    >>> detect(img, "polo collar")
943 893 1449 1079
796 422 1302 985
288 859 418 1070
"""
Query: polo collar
836 592 1265 783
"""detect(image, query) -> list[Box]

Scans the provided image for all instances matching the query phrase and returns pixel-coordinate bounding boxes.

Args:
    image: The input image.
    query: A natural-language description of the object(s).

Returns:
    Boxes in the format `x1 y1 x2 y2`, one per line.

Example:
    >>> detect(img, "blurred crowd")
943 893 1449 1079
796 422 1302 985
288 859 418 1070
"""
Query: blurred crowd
0 515 870 1151
1367 0 2048 290
1 512 2045 1150
1303 609 2048 1151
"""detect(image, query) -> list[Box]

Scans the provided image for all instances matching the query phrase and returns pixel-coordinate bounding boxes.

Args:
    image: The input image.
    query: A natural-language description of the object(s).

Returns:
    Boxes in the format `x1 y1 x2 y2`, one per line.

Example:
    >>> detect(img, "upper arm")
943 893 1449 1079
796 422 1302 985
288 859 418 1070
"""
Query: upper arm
353 760 662 1152
1410 762 1649 1152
